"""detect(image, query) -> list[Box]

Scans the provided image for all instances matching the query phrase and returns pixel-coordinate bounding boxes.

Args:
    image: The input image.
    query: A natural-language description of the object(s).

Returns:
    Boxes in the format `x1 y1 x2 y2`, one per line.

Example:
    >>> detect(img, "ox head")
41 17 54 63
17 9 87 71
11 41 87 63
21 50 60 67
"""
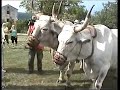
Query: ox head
53 5 95 65
27 1 64 49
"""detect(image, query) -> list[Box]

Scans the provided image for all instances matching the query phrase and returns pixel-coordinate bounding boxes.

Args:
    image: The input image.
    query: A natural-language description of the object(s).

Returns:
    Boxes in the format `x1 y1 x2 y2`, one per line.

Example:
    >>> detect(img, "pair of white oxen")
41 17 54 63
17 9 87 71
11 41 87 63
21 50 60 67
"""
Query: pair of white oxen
28 6 117 90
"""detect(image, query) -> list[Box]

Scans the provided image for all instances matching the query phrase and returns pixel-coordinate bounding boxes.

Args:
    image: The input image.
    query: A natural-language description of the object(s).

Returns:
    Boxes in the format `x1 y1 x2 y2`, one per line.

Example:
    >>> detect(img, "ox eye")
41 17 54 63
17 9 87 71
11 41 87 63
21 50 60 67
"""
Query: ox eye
42 28 48 31
65 41 73 45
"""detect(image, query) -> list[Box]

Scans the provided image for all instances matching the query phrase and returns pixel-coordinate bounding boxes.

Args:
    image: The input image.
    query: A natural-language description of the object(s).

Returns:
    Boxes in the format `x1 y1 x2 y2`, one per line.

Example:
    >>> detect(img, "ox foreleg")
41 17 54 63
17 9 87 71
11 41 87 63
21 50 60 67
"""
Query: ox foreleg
93 64 110 90
50 48 54 60
83 61 95 81
57 61 69 83
66 61 75 86
79 59 84 72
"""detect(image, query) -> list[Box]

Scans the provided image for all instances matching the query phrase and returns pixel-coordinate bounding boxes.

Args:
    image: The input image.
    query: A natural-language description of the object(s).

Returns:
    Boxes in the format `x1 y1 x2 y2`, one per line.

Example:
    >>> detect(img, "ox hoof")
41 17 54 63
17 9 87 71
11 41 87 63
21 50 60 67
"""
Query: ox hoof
66 84 72 87
79 68 84 73
57 79 66 83
66 82 71 87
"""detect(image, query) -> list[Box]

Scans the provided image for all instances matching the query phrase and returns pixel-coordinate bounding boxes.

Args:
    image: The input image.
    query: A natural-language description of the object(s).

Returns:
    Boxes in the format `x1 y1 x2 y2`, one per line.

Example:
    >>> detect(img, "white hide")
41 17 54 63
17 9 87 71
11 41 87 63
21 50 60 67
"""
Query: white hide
31 15 77 84
56 24 117 89
58 24 117 69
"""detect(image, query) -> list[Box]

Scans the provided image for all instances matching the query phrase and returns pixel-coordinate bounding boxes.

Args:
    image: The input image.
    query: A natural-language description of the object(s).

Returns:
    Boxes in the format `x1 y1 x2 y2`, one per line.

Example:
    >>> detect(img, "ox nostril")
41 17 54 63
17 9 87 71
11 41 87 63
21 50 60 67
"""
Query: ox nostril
54 54 59 59
53 52 66 65
54 53 60 59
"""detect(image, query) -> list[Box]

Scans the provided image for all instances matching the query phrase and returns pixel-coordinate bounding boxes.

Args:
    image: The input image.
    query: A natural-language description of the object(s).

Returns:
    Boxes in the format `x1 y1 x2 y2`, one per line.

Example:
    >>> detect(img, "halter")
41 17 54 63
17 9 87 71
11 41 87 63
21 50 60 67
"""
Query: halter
65 37 94 61
54 33 95 66
76 37 94 61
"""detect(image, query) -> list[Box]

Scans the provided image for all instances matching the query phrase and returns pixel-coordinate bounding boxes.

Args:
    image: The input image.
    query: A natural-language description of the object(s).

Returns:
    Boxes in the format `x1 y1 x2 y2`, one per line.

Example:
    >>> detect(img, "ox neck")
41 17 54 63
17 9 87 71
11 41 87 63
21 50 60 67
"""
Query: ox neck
53 20 64 34
55 20 64 28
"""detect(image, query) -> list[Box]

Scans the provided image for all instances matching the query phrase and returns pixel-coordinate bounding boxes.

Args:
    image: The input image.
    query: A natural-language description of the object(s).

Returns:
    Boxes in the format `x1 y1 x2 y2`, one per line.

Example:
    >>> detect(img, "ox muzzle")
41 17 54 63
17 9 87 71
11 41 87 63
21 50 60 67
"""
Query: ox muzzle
26 36 40 48
53 51 67 66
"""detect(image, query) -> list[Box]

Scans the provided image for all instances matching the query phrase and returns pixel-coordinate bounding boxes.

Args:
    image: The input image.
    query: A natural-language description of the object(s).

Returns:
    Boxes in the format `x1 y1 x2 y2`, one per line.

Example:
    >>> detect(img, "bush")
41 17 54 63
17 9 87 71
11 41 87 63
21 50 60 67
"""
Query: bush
16 20 29 33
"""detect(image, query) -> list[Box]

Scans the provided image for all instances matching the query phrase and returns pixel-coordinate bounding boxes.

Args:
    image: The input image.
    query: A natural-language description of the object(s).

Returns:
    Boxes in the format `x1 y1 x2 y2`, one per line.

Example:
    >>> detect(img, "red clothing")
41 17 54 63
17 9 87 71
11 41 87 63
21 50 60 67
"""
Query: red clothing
28 25 44 51
28 25 35 34
35 44 44 51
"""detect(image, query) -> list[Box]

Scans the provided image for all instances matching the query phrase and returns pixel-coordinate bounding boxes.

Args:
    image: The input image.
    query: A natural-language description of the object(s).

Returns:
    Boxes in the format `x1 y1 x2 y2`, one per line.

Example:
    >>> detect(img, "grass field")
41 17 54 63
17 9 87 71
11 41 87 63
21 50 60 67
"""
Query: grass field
2 34 117 90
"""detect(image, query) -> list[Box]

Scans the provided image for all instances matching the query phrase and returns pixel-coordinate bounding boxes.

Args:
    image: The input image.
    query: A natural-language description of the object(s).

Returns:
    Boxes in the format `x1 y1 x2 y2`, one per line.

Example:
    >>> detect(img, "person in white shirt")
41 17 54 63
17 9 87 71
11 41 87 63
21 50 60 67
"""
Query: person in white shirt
3 23 9 45
2 23 6 77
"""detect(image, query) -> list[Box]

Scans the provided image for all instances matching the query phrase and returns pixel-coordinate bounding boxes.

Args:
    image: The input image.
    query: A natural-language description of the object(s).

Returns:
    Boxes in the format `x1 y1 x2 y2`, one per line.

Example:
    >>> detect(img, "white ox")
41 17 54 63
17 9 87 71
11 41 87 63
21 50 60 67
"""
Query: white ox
27 4 94 84
54 18 117 90
33 15 77 83
27 2 80 83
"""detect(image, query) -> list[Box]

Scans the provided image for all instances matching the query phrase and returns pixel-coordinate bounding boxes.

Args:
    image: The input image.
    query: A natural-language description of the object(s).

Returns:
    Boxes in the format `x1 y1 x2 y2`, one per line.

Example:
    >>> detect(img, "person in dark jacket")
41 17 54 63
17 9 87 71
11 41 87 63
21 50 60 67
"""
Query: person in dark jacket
27 16 44 74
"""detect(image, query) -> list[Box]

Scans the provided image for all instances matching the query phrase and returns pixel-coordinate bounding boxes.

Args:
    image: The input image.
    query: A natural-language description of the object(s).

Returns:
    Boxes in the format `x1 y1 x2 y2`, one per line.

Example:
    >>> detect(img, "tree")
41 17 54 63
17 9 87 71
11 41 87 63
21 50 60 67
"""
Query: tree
16 20 29 33
19 0 87 22
60 0 87 21
19 0 64 15
91 1 117 29
6 19 14 30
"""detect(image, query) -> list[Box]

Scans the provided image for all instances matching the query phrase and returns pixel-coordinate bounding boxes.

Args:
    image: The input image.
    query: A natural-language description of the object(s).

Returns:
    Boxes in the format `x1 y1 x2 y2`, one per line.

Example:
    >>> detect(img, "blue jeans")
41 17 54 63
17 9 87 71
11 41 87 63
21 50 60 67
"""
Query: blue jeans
28 48 43 72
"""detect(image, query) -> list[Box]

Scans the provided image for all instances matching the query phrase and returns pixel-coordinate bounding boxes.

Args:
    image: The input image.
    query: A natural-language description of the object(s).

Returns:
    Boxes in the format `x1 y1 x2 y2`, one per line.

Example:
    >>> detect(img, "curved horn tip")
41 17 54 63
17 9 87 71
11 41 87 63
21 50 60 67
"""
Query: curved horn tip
74 5 95 33
90 5 95 12
91 5 95 9
92 5 95 7
86 5 95 17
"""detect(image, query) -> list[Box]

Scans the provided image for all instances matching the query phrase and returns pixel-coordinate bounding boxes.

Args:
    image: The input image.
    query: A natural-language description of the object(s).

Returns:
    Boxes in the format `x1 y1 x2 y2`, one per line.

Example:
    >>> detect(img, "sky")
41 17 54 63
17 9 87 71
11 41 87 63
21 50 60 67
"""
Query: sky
2 0 116 14
81 0 116 14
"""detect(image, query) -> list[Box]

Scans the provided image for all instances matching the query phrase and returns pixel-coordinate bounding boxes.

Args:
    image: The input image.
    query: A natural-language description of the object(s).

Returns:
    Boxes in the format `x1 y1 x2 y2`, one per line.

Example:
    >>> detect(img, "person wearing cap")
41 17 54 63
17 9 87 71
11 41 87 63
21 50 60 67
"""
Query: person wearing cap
27 16 44 74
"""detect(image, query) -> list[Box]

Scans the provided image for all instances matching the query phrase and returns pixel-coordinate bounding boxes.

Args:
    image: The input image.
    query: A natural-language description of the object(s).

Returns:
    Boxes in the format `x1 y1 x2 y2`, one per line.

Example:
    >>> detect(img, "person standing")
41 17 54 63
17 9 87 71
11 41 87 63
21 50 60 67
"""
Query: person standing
10 25 17 46
2 23 6 77
27 16 44 74
3 23 9 45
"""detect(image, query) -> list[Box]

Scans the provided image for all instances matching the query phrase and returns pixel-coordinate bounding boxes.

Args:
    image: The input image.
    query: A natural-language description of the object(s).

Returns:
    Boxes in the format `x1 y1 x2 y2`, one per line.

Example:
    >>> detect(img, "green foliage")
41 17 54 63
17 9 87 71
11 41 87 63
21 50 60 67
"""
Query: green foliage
91 2 117 29
20 0 87 21
62 3 87 21
19 0 58 14
6 22 12 30
5 20 14 30
16 20 29 33
18 12 32 20
2 39 89 88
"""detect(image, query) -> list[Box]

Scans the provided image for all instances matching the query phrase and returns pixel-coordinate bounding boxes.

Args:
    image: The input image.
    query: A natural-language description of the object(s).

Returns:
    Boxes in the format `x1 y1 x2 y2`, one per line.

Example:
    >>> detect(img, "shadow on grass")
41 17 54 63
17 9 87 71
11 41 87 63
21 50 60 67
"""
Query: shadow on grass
72 70 117 90
3 84 92 90
73 69 84 74
5 68 84 75
5 68 28 74
101 70 118 90
4 68 117 90
3 81 117 90
5 67 59 75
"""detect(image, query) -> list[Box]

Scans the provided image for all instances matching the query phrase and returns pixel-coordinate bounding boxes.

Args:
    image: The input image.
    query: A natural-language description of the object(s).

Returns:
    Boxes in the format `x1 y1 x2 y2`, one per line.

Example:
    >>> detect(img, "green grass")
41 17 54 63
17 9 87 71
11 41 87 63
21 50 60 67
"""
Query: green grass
2 41 91 89
2 34 117 90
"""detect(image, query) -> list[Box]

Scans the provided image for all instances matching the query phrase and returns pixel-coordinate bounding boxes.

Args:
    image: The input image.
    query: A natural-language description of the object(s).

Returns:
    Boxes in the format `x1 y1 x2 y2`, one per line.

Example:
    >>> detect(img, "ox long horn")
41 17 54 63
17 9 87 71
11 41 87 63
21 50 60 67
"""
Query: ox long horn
57 0 63 17
31 0 34 13
74 5 95 33
52 3 57 19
